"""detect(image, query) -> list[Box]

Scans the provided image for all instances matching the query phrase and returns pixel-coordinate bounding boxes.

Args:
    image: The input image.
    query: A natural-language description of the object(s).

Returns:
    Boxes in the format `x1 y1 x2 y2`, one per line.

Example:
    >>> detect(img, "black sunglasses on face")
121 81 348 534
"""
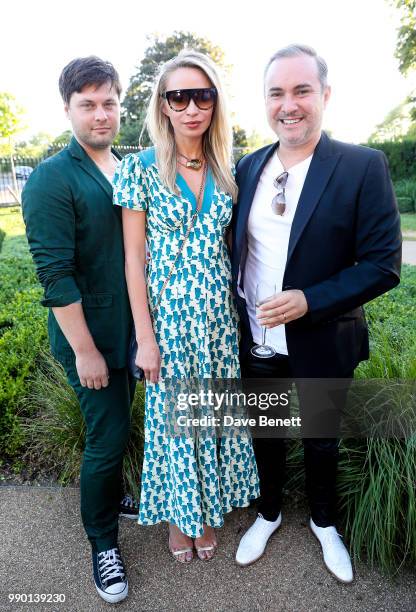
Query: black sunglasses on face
161 87 217 112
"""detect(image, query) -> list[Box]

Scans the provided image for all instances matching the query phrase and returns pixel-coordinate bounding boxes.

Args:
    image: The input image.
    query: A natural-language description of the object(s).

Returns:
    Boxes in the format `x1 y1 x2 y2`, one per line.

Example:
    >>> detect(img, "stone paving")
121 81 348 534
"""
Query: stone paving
0 486 415 612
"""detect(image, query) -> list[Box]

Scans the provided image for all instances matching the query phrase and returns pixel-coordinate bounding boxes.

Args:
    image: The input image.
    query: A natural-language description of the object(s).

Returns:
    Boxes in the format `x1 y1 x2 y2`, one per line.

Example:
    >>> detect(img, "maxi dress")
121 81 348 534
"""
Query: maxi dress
113 148 259 537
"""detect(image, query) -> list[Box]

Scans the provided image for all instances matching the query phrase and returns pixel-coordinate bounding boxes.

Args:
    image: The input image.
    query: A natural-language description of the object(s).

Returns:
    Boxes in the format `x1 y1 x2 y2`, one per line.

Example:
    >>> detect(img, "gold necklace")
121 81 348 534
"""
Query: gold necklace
177 151 204 171
195 162 208 211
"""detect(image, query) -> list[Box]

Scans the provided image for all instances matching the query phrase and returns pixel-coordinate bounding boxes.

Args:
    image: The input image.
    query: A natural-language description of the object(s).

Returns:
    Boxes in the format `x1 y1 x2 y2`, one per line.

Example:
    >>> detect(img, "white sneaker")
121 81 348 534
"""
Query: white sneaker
310 518 354 584
236 513 282 567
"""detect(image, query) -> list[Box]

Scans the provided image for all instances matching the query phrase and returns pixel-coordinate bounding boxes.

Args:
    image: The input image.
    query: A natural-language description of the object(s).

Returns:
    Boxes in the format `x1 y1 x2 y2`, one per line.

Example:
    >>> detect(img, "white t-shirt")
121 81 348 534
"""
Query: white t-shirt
243 152 312 355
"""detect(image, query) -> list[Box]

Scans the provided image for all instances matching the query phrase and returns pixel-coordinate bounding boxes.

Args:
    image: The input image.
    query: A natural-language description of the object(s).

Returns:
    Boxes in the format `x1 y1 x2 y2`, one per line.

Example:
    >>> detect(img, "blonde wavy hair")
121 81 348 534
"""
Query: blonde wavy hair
146 49 237 202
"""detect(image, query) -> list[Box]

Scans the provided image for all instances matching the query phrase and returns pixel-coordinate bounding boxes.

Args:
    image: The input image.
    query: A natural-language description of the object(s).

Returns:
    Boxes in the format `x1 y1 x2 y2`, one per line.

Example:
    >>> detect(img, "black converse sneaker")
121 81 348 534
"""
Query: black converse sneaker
92 547 128 604
119 494 140 519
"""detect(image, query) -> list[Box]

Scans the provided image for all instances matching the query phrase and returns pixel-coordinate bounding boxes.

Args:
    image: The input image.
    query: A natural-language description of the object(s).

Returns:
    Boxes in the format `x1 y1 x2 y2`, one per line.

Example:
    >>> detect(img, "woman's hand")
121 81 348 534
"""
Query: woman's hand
136 337 161 383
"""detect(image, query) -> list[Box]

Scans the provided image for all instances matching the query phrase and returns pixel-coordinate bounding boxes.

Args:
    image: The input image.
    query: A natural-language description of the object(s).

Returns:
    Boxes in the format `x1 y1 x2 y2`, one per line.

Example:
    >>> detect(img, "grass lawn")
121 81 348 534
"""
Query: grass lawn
401 212 416 234
0 206 30 253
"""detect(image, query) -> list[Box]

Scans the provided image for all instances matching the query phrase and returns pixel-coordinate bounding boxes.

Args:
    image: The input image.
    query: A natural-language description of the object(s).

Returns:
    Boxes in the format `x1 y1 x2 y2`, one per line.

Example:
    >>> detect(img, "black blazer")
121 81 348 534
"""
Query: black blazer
231 132 402 376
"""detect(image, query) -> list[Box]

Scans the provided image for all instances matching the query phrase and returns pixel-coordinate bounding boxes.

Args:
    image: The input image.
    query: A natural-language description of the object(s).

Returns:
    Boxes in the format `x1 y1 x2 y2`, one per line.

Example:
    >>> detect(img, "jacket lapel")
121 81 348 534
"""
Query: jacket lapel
68 137 121 199
236 142 278 252
286 133 341 264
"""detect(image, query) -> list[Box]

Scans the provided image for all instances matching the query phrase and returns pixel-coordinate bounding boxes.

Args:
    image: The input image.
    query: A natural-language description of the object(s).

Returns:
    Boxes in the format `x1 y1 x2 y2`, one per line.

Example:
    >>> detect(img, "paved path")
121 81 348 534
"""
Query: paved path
403 240 416 265
0 486 415 612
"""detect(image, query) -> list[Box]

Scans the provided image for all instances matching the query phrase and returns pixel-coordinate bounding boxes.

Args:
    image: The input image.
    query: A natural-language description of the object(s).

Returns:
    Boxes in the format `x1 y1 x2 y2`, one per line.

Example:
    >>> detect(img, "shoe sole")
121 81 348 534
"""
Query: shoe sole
95 582 128 604
309 526 354 584
235 523 281 568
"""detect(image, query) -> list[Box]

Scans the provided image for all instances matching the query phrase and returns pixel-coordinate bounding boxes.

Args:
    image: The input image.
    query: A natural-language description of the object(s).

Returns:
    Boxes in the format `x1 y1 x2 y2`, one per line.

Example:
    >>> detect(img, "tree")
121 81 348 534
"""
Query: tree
368 100 414 142
50 130 72 147
116 120 143 147
232 125 248 148
246 130 273 151
0 92 26 197
393 0 416 74
392 1 416 126
120 31 227 146
15 131 53 157
0 92 26 155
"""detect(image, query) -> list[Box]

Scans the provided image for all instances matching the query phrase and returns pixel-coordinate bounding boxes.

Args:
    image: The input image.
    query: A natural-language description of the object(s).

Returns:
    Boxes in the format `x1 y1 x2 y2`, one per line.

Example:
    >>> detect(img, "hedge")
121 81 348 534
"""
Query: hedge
0 208 47 456
367 139 416 182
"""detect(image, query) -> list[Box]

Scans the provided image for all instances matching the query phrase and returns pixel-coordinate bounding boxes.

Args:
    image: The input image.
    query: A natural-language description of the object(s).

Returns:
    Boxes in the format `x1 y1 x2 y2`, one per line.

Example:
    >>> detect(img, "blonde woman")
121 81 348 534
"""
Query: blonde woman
113 50 259 562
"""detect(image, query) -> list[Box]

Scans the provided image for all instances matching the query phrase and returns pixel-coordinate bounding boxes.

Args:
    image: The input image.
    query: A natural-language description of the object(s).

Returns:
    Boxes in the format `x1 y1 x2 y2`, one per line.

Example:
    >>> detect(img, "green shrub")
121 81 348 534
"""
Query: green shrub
367 140 416 182
356 265 416 380
394 178 416 202
0 289 47 455
287 434 416 574
19 351 84 483
397 197 414 213
394 179 416 213
344 269 415 571
0 208 48 456
20 351 145 495
338 437 416 573
286 266 416 572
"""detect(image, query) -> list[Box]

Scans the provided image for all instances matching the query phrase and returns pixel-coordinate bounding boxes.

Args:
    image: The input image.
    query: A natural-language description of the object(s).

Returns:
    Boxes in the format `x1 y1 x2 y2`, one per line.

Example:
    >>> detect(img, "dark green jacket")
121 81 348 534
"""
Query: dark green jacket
22 137 132 368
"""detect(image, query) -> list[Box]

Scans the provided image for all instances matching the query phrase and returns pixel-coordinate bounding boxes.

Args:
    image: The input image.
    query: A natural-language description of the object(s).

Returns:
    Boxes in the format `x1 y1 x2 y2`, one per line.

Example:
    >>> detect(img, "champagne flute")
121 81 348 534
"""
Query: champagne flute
251 282 277 358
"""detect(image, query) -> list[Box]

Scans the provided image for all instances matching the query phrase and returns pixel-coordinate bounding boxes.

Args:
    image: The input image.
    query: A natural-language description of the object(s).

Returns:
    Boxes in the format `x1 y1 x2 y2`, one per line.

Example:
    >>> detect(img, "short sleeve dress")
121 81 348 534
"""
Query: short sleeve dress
113 148 259 538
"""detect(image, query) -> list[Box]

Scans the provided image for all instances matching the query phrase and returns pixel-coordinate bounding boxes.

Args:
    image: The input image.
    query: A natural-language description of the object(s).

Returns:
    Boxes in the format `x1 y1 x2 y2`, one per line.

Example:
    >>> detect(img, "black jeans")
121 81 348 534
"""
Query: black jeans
241 346 351 527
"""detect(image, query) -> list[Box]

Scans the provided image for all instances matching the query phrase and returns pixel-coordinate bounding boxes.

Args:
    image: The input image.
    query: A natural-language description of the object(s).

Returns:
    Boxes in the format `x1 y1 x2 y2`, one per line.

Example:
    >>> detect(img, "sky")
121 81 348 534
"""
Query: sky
1 0 415 144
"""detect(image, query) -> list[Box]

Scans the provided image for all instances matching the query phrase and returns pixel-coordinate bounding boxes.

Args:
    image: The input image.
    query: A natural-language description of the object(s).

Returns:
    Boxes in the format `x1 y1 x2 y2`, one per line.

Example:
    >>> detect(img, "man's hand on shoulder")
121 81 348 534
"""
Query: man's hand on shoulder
257 289 308 328
75 347 109 390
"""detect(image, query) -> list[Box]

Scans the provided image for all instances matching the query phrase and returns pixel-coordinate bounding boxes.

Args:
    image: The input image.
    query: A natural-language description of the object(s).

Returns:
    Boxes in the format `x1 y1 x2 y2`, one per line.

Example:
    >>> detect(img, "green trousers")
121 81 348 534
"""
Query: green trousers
65 364 135 553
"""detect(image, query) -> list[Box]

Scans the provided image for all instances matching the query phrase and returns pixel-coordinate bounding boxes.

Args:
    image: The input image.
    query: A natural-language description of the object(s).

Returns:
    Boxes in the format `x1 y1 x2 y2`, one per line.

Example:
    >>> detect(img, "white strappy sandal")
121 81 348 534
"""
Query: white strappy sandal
168 528 194 563
194 542 217 561
168 541 194 563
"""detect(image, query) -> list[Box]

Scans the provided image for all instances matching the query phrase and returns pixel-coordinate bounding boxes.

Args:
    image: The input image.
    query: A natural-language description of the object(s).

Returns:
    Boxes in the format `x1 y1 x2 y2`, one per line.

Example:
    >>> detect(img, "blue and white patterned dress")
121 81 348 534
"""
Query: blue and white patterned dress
113 148 259 537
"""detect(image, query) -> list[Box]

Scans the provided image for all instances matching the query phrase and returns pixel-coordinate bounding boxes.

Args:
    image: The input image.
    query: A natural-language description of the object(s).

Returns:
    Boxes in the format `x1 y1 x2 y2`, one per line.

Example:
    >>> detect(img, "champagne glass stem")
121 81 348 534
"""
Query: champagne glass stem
261 326 266 346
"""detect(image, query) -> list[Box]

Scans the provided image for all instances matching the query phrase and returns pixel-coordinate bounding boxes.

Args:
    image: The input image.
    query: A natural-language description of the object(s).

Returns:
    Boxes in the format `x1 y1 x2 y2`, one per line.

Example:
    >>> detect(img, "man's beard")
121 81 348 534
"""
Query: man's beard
82 127 118 150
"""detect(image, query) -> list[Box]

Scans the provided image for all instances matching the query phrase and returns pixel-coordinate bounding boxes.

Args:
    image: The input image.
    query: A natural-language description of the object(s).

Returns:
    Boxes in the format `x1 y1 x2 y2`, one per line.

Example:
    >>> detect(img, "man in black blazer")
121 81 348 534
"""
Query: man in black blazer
232 45 401 582
23 57 135 604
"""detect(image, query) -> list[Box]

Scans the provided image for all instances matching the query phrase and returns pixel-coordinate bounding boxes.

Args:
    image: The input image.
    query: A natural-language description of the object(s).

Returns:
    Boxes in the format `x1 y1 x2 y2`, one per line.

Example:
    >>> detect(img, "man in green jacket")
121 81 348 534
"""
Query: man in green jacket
23 56 135 604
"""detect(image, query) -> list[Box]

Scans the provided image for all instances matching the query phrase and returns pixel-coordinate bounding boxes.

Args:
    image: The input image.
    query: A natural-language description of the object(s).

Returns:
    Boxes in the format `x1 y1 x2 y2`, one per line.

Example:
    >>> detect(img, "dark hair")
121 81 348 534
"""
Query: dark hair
59 56 122 105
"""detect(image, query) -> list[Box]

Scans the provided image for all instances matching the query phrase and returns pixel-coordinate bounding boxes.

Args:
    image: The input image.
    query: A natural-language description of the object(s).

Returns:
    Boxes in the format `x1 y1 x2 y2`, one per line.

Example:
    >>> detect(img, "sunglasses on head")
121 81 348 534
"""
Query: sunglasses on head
161 87 217 112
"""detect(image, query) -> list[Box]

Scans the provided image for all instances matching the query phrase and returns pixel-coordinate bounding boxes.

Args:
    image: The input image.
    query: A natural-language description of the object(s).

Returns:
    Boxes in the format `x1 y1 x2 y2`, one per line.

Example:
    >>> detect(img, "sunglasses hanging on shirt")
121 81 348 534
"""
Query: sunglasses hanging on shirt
271 171 289 215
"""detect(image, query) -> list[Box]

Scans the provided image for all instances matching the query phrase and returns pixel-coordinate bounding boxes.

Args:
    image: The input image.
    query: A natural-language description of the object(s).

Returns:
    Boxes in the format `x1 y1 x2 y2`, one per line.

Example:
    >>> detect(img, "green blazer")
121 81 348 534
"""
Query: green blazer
22 137 132 369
